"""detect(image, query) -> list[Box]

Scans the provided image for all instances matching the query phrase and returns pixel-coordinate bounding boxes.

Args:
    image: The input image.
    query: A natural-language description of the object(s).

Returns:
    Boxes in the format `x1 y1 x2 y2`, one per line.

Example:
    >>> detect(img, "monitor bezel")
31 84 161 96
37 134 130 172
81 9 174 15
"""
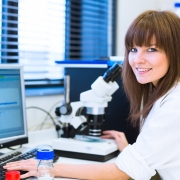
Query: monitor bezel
0 64 28 149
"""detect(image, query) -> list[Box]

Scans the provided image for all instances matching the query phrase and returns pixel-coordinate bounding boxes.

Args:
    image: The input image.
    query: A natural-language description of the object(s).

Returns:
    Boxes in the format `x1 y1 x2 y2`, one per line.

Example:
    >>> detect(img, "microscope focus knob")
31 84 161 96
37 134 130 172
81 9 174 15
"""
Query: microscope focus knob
59 104 72 115
55 106 61 116
55 104 72 116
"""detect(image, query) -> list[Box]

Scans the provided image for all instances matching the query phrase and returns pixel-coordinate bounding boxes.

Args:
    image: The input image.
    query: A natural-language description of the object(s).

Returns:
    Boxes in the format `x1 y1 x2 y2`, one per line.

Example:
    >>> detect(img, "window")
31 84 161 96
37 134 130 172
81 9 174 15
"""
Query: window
18 0 66 80
1 0 116 81
65 0 116 60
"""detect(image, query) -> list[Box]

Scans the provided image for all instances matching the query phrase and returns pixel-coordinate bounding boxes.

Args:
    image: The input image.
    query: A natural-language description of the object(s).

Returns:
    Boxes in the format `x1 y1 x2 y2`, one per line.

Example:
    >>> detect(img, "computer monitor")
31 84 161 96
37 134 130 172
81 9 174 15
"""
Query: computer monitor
0 64 28 148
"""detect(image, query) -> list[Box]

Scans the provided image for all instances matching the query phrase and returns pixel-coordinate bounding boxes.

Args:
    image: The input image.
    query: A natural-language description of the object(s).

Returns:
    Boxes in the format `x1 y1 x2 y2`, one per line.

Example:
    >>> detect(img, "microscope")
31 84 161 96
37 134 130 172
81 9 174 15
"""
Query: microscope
52 63 122 162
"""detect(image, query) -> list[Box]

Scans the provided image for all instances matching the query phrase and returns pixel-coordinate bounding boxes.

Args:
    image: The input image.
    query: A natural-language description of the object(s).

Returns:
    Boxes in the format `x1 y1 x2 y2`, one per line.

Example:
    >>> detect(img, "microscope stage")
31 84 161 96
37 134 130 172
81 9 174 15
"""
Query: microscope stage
52 136 119 162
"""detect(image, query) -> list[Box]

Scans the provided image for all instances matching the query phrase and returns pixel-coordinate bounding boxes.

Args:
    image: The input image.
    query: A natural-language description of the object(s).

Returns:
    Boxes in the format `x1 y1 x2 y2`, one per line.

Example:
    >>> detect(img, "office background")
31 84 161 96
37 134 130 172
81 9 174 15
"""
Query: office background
0 0 177 132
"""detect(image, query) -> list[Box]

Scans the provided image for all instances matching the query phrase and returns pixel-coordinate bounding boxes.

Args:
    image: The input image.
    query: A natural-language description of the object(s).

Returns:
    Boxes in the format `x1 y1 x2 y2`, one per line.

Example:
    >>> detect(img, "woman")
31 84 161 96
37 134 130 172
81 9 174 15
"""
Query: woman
4 10 180 180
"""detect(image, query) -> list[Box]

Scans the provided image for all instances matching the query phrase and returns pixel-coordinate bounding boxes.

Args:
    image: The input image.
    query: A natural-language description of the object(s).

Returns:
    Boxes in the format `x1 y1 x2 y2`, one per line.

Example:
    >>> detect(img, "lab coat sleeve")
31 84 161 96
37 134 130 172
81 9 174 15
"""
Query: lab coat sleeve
115 92 180 180
115 144 156 180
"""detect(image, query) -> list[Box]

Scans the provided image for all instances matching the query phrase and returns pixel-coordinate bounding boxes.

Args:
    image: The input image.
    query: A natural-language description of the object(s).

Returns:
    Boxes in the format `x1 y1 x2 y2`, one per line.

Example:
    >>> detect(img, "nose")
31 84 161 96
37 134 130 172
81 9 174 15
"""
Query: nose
133 51 146 64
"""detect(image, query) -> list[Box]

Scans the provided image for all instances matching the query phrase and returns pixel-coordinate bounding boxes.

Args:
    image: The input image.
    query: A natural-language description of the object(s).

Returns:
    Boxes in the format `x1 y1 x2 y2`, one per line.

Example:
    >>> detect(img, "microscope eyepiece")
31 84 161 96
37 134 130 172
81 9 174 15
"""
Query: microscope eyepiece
103 63 122 83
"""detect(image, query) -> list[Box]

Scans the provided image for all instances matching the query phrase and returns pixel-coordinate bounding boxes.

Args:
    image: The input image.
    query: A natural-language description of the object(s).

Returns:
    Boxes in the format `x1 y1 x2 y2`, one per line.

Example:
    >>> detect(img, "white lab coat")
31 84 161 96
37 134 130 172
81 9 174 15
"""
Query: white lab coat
115 82 180 180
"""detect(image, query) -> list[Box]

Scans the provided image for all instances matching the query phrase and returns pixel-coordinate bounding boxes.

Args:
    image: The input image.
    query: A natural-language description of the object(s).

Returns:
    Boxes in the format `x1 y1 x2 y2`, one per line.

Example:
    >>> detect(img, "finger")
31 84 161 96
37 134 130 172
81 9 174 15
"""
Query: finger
117 132 125 136
20 171 37 179
109 131 118 138
6 159 37 168
5 165 23 171
5 164 35 172
5 162 28 168
4 162 26 169
5 160 24 165
6 159 34 165
102 130 112 134
115 134 125 141
5 165 22 171
101 135 113 139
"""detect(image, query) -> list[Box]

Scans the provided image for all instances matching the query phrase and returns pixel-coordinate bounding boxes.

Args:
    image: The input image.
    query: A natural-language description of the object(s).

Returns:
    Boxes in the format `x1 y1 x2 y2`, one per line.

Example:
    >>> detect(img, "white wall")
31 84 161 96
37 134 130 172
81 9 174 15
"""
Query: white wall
116 0 177 56
26 94 64 132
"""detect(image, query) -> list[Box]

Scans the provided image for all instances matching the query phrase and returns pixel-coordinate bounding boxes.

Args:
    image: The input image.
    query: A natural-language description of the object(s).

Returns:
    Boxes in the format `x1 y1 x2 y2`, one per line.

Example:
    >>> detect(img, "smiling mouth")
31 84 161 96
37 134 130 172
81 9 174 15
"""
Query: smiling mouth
136 68 152 72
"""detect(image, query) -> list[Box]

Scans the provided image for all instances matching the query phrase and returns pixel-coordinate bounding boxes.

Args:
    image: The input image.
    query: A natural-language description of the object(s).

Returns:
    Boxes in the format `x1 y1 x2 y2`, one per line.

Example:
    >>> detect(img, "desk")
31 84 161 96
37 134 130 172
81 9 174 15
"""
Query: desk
48 156 115 180
2 129 116 180
22 145 116 180
26 145 116 180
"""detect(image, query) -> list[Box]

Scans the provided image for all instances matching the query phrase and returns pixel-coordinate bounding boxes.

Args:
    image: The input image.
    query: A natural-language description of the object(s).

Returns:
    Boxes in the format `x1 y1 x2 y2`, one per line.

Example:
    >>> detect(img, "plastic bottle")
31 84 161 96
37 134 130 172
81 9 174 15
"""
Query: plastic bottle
5 171 20 180
174 2 180 17
36 149 54 180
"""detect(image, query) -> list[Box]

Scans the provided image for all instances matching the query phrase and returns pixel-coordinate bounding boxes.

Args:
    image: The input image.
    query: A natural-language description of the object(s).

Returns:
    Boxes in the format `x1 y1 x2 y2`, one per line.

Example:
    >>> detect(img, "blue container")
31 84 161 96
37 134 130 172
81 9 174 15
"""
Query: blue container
175 2 180 7
36 149 54 160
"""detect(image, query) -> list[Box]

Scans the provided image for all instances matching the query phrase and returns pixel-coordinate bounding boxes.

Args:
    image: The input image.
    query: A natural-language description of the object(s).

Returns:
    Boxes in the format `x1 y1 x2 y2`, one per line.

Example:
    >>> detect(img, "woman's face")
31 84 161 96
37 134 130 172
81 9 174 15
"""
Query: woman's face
128 38 169 86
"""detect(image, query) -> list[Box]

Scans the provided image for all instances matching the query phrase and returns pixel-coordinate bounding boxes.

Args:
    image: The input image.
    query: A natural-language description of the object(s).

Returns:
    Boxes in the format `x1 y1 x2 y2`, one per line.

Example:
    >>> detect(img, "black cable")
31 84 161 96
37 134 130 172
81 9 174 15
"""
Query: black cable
7 145 22 150
26 106 56 130
41 101 63 129
42 116 63 126
26 106 61 137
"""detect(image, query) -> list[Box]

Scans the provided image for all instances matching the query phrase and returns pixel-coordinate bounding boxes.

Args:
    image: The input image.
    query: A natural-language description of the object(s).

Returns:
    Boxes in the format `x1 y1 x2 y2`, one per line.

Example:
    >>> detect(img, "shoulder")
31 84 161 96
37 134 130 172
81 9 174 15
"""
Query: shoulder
156 82 180 108
142 82 180 128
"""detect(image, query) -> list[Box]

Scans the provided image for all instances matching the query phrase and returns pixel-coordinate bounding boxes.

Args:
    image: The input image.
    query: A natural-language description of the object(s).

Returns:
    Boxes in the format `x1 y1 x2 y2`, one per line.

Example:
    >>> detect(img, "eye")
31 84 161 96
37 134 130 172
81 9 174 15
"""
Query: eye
130 48 137 52
148 48 157 52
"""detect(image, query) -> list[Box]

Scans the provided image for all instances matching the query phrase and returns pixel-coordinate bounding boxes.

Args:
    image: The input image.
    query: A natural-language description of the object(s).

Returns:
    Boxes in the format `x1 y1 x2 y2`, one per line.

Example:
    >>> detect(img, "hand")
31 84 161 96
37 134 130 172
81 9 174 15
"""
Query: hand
3 158 38 179
101 130 128 152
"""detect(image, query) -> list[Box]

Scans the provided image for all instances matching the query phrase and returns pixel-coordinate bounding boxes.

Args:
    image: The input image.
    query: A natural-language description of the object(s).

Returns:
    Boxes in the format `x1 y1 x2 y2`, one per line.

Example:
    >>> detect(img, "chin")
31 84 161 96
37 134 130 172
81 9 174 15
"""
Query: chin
137 79 150 84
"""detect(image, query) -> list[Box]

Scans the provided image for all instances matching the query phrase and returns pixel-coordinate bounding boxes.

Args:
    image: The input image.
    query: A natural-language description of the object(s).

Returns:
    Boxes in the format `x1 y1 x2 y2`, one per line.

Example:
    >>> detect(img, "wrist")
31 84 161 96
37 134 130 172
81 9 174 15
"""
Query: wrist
54 163 60 177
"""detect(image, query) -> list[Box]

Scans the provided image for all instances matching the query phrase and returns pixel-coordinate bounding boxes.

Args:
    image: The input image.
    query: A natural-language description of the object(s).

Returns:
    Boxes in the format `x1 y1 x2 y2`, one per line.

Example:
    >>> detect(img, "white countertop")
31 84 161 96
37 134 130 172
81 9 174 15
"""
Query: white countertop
1 128 116 180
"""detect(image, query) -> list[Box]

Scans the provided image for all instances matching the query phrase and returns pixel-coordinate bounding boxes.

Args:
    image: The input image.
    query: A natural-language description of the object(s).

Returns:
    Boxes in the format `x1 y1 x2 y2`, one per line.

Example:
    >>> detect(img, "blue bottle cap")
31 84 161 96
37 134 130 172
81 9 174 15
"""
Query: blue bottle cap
36 149 54 160
175 3 180 7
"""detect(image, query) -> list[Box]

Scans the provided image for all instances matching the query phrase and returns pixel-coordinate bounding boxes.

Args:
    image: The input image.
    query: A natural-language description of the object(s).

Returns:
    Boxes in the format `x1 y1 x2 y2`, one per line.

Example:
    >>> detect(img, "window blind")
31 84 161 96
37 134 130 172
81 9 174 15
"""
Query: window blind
65 0 116 60
1 0 66 80
1 0 116 80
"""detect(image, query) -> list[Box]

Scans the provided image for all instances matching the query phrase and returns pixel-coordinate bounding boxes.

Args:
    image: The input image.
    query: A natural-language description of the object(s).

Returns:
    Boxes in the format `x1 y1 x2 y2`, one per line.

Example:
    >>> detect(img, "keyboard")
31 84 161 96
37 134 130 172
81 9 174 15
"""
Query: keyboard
0 147 59 180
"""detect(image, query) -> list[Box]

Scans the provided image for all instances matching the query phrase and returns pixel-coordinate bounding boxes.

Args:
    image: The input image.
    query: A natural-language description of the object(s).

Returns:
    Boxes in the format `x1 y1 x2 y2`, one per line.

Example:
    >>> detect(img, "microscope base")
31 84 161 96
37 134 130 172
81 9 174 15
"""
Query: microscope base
54 149 119 162
52 136 119 162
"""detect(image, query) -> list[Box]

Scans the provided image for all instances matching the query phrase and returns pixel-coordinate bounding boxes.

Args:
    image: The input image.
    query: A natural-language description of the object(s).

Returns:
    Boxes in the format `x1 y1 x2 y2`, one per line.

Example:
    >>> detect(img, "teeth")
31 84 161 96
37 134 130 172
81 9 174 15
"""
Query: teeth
137 68 151 72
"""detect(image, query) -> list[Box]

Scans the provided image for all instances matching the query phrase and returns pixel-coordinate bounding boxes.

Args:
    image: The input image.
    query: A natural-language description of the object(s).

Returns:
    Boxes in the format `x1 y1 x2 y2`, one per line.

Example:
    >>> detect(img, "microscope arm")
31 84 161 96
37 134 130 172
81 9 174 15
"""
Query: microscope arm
60 101 86 129
55 63 122 138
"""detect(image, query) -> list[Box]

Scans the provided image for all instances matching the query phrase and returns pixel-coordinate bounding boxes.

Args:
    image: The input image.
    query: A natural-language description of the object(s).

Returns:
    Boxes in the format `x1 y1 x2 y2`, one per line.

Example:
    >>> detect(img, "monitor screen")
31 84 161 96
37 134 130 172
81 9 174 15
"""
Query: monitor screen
0 64 28 148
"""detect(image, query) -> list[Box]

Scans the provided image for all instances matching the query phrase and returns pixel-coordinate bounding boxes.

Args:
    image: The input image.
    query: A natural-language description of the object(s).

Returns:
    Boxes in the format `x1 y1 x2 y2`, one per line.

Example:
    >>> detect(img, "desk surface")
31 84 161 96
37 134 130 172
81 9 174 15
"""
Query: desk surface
23 148 115 180
31 149 115 180
1 136 116 180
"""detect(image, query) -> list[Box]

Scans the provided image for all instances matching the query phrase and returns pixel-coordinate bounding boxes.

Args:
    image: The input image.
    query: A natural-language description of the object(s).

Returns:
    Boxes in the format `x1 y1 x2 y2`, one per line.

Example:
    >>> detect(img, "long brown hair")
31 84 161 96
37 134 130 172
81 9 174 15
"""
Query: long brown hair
122 10 180 127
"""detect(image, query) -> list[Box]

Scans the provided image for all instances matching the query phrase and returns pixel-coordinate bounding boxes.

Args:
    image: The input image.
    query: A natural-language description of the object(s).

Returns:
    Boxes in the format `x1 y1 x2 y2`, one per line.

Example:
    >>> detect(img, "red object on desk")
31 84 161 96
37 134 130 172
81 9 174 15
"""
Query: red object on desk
5 171 20 180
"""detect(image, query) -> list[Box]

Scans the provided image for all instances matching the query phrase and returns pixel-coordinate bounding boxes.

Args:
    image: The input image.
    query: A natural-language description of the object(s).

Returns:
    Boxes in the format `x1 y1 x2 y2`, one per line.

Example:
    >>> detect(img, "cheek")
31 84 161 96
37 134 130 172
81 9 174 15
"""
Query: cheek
163 63 169 75
157 56 169 74
128 55 134 68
